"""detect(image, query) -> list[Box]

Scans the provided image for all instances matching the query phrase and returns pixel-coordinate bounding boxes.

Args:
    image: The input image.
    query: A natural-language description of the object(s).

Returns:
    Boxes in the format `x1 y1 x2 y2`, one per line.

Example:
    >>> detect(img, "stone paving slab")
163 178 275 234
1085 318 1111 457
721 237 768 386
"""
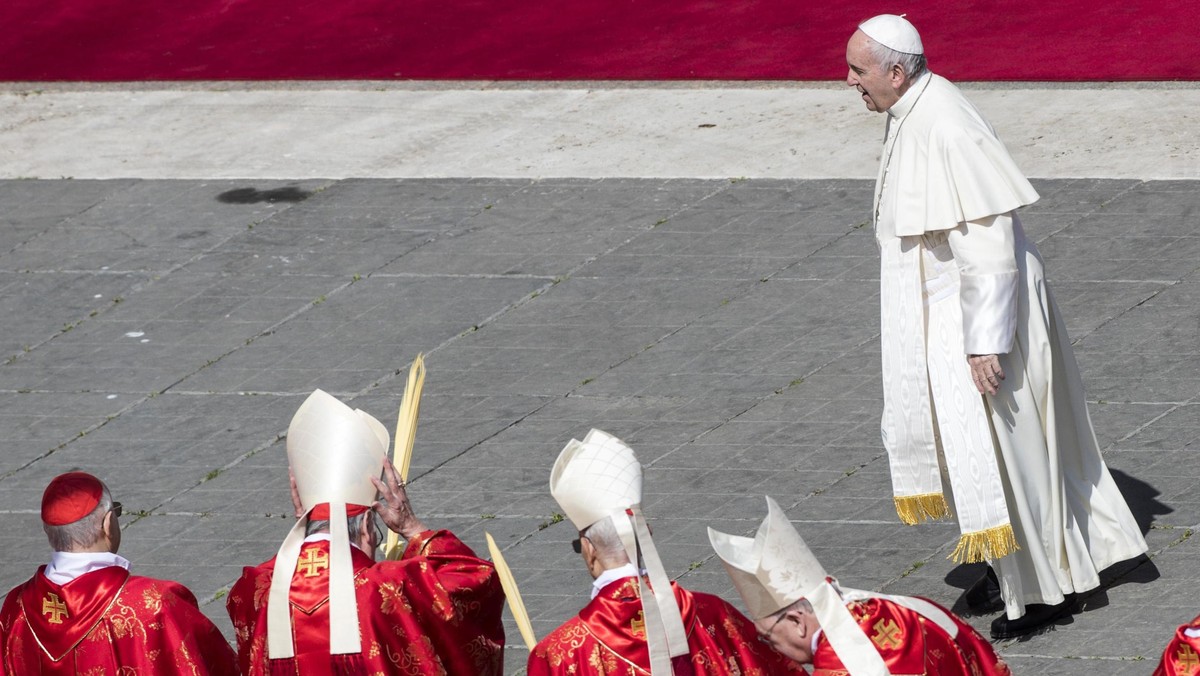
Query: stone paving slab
0 177 1196 674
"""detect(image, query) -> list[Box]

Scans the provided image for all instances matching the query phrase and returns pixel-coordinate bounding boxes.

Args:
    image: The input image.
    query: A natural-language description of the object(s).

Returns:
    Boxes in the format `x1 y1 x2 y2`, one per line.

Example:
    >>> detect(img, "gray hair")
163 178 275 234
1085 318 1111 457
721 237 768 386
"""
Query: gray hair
306 511 380 543
581 516 632 564
44 487 113 552
773 597 815 618
865 37 928 80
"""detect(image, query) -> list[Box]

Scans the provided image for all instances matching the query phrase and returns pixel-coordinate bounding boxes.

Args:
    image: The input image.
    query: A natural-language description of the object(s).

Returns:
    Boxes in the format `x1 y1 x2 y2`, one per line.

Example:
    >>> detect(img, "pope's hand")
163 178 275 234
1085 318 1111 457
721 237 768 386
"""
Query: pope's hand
371 458 426 540
968 354 1004 395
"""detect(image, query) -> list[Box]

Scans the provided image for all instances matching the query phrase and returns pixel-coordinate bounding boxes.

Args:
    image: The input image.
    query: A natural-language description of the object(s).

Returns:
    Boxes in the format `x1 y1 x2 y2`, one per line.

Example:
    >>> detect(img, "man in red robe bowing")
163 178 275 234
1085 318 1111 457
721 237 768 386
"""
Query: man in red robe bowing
0 471 237 674
226 389 505 675
710 496 1009 676
527 429 802 675
1154 613 1200 676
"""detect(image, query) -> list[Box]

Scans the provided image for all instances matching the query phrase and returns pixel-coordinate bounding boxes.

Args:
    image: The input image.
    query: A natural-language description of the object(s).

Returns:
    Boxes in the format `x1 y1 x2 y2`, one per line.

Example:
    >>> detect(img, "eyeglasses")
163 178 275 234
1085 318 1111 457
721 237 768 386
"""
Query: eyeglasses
571 527 591 554
757 612 785 645
110 502 123 519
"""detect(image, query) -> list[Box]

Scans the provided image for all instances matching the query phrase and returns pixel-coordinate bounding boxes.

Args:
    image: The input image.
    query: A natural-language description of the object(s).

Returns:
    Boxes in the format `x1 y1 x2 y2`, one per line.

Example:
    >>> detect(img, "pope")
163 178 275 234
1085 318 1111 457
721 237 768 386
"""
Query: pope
0 471 237 674
844 13 1149 639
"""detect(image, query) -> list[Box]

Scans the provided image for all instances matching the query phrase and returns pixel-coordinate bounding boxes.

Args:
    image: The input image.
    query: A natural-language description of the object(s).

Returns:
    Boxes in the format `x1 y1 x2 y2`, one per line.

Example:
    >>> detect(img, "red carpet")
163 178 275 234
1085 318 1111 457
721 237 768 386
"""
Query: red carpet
0 0 1189 81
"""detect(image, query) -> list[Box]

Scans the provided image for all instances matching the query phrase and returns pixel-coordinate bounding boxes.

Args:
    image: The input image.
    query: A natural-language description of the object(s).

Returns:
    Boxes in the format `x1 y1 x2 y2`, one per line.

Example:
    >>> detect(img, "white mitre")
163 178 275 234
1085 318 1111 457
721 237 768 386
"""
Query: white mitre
549 429 687 674
550 428 642 530
708 497 893 676
267 390 389 659
858 14 923 55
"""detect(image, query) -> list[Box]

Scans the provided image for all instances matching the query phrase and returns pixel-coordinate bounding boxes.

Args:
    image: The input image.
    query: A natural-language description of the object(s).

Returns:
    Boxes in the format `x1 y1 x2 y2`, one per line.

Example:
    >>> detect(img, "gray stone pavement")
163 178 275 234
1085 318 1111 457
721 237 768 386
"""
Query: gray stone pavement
0 176 1195 674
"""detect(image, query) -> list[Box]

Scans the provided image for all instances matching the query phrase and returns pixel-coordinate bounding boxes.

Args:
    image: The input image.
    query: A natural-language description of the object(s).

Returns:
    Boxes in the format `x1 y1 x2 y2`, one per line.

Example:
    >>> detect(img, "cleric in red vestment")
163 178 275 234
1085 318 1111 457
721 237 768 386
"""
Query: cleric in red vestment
710 496 1010 676
527 429 802 675
1154 613 1200 676
225 389 505 675
0 471 237 675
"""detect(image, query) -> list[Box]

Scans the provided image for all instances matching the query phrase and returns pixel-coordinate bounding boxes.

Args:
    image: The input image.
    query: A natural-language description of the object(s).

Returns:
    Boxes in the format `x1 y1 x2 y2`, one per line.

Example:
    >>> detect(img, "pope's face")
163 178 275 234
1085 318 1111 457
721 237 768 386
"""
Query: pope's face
845 30 900 113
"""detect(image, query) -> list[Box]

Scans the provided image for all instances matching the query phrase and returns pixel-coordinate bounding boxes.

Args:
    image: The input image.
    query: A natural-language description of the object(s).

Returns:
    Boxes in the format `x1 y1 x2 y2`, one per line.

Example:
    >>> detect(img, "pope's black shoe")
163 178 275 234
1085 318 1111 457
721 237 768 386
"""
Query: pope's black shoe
989 594 1076 640
963 567 1003 613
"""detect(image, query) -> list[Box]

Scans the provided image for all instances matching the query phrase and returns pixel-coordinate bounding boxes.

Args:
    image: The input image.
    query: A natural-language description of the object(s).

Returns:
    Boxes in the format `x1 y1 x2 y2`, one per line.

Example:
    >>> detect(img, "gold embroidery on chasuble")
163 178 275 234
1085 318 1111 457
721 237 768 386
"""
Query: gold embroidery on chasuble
378 582 414 615
464 634 501 674
452 594 482 625
871 617 903 650
430 579 453 620
247 633 267 665
630 609 646 638
850 601 870 622
107 602 141 640
384 642 421 674
1177 645 1200 673
544 623 589 667
41 592 68 624
296 548 330 577
140 586 165 613
587 643 622 673
173 643 198 671
251 573 271 611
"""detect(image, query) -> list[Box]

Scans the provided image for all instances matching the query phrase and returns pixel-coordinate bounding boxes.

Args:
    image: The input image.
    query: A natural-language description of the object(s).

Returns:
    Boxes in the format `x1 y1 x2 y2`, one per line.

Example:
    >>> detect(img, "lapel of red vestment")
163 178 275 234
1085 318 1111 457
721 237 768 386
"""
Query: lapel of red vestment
287 541 375 614
578 577 695 673
19 564 130 662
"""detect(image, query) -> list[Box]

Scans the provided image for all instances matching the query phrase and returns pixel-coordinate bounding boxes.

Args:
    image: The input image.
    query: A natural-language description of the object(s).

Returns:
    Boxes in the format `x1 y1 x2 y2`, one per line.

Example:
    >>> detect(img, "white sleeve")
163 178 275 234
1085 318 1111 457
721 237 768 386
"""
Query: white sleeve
947 212 1019 355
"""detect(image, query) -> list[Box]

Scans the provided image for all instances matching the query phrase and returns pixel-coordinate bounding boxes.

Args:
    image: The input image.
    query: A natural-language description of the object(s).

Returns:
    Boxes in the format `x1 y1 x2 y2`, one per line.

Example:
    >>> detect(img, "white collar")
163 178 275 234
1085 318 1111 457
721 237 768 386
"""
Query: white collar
44 551 130 585
591 562 640 599
811 627 824 655
887 71 932 119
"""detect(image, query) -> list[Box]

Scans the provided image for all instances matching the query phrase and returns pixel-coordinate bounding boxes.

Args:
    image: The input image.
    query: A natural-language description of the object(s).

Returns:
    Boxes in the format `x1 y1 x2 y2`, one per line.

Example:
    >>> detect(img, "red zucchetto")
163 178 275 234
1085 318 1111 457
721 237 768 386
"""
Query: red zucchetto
41 472 105 525
308 503 369 520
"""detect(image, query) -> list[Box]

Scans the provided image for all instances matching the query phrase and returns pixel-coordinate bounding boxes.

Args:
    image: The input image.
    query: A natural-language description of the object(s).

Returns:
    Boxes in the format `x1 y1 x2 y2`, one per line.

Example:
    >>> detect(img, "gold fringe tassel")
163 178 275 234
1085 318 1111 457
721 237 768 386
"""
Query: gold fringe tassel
948 523 1020 564
893 493 951 525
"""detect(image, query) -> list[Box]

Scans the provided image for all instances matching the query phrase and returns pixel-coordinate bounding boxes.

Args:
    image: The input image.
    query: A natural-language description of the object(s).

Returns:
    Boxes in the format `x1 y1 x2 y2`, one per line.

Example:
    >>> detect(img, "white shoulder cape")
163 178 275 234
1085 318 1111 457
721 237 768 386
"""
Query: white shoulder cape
883 74 1039 236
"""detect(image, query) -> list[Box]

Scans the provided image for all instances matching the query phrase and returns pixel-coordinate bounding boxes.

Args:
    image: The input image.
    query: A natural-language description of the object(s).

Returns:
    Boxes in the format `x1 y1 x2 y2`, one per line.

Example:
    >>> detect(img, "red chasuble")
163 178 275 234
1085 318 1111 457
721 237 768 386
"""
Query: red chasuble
811 596 1009 676
527 577 804 675
0 565 237 675
226 529 505 675
1154 614 1200 676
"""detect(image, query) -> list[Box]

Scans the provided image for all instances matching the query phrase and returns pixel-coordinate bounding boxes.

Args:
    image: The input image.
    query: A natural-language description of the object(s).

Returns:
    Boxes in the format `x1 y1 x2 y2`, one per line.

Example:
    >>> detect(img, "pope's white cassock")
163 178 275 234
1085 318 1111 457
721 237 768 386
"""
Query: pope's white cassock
873 70 1148 619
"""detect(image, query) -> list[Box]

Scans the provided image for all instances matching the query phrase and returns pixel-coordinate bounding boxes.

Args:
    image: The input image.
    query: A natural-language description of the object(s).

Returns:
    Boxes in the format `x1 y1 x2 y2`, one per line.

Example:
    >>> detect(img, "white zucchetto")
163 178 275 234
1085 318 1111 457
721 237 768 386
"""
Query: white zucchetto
858 14 924 55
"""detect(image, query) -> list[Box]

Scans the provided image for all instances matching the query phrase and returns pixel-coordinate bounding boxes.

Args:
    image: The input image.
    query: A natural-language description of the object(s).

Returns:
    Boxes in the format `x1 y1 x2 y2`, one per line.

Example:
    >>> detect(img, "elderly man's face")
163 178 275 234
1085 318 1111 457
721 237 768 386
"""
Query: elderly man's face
755 609 816 665
845 30 902 113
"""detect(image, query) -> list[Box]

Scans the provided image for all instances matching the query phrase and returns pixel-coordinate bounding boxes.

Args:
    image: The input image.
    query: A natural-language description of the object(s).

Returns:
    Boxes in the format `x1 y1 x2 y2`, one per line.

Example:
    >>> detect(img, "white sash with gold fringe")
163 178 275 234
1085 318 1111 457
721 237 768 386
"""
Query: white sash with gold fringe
878 233 1017 562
